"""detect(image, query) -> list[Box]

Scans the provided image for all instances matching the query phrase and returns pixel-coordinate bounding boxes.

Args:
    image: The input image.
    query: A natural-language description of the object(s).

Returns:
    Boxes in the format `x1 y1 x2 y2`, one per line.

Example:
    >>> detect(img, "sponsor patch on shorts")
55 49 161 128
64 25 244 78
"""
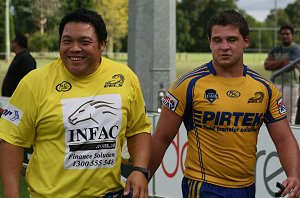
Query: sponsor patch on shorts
162 92 179 111
2 103 23 125
277 97 287 115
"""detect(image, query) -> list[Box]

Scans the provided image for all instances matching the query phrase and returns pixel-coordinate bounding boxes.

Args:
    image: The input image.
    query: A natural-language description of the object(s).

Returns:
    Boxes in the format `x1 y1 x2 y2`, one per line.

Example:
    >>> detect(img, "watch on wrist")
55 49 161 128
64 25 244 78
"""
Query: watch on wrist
131 166 150 180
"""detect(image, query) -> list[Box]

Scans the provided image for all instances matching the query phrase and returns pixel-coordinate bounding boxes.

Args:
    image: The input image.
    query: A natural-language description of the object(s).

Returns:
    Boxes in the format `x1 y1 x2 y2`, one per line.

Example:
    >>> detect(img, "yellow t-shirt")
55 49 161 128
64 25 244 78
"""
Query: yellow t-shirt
0 57 151 197
163 61 287 187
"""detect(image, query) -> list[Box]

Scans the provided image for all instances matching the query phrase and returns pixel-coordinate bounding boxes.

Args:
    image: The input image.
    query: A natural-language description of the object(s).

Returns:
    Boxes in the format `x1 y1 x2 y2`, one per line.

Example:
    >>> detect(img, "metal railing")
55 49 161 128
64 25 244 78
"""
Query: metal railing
270 56 300 82
270 57 300 125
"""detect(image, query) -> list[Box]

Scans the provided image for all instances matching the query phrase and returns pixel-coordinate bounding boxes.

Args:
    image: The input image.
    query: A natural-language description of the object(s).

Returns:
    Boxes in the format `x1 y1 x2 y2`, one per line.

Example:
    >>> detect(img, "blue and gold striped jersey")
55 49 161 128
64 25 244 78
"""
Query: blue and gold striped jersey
162 61 287 187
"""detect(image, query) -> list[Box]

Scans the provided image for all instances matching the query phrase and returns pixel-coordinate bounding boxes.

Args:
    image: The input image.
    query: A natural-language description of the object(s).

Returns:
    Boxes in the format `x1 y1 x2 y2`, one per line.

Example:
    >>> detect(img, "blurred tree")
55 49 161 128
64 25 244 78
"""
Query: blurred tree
265 8 290 27
1 0 14 58
285 0 300 27
30 0 61 35
96 0 128 56
176 0 209 52
61 0 96 12
0 0 6 56
176 2 195 52
177 0 239 52
11 0 34 34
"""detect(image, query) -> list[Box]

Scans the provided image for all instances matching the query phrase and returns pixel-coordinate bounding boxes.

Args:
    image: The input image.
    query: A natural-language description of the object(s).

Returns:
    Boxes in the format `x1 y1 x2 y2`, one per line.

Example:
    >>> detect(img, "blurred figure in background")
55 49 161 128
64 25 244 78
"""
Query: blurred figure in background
264 25 300 124
1 33 36 97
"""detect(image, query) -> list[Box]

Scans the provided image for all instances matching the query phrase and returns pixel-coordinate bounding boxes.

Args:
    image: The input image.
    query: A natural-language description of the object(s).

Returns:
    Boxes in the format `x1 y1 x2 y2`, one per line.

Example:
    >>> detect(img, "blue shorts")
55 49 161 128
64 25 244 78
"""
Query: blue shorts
181 177 255 198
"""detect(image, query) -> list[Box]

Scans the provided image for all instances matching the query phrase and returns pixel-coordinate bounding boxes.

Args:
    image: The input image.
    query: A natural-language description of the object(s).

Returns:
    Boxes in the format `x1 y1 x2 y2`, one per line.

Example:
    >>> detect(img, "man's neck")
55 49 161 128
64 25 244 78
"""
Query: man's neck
282 42 293 47
14 47 25 54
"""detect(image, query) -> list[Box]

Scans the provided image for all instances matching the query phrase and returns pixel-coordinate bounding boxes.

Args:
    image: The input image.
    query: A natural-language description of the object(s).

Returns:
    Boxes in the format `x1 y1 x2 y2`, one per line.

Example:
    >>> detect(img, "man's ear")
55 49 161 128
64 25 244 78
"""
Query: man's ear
244 36 250 48
100 40 107 51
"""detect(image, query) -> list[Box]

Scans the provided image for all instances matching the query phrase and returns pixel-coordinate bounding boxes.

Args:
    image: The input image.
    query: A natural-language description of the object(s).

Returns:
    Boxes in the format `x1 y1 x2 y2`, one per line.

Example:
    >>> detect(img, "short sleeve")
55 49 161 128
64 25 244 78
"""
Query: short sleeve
162 77 189 117
126 74 151 137
0 76 37 147
264 83 287 123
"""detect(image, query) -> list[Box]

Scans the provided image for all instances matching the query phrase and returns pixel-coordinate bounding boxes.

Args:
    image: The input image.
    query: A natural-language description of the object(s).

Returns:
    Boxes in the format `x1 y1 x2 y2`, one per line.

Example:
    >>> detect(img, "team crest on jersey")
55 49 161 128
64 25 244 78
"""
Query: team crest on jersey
277 97 287 115
162 92 178 111
104 74 125 87
204 89 218 104
226 90 241 98
248 92 264 103
56 81 72 92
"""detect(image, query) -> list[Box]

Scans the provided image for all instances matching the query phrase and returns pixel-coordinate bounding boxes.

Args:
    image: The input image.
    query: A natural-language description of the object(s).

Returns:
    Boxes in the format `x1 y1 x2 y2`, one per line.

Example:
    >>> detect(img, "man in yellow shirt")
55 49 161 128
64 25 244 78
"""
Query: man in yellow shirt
0 8 151 198
149 9 300 198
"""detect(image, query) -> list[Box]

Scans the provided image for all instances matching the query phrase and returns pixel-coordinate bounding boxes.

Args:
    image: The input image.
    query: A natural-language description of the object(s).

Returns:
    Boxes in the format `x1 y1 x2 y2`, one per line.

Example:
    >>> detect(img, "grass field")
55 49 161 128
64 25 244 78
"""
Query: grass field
175 52 271 79
0 52 271 89
0 52 270 197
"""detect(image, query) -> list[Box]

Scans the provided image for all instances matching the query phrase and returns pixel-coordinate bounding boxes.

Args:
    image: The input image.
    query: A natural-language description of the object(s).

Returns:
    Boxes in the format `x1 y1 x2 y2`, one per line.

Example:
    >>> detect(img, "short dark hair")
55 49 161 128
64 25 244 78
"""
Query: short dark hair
14 33 28 48
59 8 107 44
207 9 249 40
280 25 294 35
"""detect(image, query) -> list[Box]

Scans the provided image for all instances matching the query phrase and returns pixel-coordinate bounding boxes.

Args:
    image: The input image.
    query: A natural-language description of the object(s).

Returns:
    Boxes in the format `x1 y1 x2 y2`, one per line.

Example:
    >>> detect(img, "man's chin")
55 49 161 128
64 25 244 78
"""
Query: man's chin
66 66 84 76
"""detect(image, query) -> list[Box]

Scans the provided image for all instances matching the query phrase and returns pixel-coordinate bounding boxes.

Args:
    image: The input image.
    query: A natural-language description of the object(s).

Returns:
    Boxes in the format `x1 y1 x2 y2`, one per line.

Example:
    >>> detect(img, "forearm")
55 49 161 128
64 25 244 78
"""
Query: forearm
148 133 172 179
127 133 151 168
276 136 300 178
264 59 287 71
0 140 24 198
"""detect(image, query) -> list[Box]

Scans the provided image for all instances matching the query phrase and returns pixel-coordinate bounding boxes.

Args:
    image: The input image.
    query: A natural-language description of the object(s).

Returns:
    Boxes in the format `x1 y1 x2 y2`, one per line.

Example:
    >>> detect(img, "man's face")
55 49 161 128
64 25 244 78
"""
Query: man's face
209 25 249 70
59 22 105 77
280 29 293 46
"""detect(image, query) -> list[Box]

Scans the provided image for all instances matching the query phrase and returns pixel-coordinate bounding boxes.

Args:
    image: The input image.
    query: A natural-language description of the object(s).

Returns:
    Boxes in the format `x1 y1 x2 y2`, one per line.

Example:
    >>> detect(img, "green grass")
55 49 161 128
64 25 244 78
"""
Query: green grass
0 52 270 196
0 53 271 87
175 52 271 79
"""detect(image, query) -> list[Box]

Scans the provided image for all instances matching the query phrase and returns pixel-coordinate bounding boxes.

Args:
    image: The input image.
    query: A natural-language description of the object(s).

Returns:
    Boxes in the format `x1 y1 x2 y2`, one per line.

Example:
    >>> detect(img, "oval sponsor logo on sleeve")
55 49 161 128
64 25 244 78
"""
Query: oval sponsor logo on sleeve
162 92 179 112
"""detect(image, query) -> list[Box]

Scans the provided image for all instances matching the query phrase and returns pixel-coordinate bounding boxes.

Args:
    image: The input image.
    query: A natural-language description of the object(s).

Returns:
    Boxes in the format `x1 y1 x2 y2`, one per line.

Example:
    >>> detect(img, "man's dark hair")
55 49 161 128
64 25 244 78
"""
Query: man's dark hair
14 34 28 48
59 8 107 44
207 9 249 40
280 25 294 35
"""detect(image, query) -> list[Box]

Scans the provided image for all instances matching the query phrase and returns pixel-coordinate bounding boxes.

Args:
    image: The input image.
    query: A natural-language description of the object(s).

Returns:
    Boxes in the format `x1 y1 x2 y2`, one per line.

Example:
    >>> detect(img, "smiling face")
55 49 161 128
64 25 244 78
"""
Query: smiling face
59 22 105 77
209 25 249 75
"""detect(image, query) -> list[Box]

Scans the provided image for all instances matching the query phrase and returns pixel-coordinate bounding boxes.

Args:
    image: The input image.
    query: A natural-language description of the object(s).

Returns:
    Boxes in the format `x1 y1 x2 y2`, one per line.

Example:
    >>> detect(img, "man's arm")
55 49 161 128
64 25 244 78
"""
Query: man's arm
266 119 300 198
264 55 289 71
0 140 24 198
123 132 151 197
148 106 182 179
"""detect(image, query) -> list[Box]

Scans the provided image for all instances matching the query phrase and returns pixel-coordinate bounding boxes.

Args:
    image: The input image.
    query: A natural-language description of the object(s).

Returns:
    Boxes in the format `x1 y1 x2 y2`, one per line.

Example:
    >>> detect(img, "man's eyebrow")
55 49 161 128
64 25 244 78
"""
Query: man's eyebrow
79 36 94 40
61 35 71 39
61 36 94 40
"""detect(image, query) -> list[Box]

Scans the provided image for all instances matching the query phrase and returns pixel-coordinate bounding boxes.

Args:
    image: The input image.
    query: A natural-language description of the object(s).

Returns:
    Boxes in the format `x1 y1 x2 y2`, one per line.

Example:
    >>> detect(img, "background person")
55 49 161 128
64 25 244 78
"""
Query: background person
0 8 151 198
1 33 36 97
264 25 300 124
149 9 300 198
